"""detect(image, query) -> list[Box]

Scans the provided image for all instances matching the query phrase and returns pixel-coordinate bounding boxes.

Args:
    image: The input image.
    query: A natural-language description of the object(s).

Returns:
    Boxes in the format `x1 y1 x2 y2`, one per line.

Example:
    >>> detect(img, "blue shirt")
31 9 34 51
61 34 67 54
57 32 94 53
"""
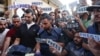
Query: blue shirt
38 28 64 56
87 24 100 34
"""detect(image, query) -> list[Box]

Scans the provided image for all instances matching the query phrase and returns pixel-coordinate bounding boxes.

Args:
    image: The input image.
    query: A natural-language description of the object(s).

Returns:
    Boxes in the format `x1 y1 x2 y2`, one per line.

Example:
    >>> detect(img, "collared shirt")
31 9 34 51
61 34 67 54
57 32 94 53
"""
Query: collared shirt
15 23 40 48
39 27 64 56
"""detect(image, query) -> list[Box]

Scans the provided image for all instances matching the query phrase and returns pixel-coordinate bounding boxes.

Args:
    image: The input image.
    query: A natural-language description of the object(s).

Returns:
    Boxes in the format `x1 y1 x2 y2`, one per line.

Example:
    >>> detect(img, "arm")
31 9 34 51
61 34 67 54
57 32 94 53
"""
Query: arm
34 42 40 53
87 38 100 56
13 38 20 45
1 37 11 56
75 17 87 32
53 49 68 56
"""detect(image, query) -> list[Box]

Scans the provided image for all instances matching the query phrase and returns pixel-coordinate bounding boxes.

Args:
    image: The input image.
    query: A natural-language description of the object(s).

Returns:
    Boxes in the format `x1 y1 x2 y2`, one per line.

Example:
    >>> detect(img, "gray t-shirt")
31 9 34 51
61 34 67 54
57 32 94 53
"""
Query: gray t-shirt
65 42 86 56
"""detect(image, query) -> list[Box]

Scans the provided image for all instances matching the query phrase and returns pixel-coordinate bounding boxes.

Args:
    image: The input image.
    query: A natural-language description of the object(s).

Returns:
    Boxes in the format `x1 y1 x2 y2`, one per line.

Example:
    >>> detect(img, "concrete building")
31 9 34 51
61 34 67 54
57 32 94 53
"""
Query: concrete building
79 0 87 6
1 0 62 17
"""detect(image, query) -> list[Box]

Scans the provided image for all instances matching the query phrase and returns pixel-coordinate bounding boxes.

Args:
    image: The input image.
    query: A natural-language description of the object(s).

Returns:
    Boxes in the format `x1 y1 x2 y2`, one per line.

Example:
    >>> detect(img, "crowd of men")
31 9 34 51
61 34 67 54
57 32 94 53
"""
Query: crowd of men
0 0 100 56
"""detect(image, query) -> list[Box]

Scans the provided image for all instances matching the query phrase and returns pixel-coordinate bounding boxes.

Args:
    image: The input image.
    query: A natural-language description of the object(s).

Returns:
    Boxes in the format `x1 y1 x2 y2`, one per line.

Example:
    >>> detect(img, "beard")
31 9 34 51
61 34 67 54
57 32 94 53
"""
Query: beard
74 40 82 46
0 29 5 33
95 22 100 28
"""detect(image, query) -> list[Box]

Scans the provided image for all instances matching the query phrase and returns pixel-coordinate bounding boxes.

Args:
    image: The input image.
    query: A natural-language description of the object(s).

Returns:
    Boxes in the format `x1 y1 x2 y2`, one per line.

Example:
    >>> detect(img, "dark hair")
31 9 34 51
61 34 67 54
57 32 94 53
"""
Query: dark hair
41 13 52 21
12 15 19 18
49 12 54 16
62 10 69 15
80 13 91 20
21 14 25 18
25 9 34 15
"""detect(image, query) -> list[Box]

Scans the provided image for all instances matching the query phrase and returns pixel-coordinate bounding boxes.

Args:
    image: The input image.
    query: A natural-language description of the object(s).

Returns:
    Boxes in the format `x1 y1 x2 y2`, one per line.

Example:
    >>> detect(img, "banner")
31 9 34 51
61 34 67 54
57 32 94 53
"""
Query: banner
67 22 79 29
42 7 52 11
8 4 30 9
32 2 43 5
36 38 62 53
76 6 88 13
79 32 100 42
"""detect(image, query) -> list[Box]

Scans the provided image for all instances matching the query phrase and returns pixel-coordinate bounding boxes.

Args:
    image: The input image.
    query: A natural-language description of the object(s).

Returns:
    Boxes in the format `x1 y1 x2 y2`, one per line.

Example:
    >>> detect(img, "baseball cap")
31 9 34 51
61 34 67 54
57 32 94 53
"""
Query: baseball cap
87 1 100 11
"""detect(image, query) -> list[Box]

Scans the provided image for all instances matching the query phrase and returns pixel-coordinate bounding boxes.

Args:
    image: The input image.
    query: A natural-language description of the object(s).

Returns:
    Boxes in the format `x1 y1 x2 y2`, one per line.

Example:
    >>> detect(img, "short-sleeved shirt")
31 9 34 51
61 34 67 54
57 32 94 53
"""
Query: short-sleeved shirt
0 29 9 50
38 27 64 56
15 23 40 48
65 42 86 56
6 28 18 45
82 19 92 28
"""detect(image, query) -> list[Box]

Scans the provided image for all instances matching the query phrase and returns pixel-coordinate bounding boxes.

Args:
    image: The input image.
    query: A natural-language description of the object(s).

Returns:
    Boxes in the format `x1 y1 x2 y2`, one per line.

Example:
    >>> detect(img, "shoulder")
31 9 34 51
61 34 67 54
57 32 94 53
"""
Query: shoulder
53 27 62 34
37 28 44 35
87 24 96 33
67 41 74 46
5 29 9 32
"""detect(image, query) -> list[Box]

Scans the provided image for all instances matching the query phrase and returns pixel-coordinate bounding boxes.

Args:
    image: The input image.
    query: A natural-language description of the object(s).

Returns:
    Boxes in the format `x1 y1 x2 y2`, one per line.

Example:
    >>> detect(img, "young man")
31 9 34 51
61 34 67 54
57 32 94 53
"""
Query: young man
86 1 100 56
39 13 64 56
0 19 9 54
13 9 40 54
1 15 21 56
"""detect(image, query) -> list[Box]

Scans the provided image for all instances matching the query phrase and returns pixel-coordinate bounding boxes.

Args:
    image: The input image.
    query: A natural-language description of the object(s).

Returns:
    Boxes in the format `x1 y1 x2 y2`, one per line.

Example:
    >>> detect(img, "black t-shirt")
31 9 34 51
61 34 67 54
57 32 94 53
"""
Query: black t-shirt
15 23 40 48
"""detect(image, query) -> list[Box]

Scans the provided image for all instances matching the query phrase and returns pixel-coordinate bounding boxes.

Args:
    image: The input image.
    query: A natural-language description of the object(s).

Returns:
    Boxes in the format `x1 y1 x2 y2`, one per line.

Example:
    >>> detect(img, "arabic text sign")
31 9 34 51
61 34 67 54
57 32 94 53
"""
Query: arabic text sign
47 39 62 53
42 7 52 11
79 32 100 41
8 4 30 9
32 2 43 5
36 38 62 53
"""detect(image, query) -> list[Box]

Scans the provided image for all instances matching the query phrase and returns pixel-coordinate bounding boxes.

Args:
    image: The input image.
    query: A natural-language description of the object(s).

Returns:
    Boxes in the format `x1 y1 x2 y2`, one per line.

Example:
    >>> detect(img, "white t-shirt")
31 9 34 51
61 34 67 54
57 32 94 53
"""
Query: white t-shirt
27 22 35 29
0 29 9 46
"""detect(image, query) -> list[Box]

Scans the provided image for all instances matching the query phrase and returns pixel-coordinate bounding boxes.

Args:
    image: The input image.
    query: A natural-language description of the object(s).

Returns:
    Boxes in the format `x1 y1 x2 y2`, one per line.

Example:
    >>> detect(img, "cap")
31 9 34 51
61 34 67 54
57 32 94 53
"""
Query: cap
87 1 100 11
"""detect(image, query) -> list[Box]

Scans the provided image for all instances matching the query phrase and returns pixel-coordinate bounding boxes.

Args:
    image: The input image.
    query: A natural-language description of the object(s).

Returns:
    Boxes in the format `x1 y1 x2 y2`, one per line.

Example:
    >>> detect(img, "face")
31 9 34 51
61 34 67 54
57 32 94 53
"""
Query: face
74 33 82 45
62 12 67 18
4 11 10 17
0 21 7 31
24 13 33 24
93 9 100 23
50 13 55 20
13 18 21 28
41 19 51 30
82 13 89 19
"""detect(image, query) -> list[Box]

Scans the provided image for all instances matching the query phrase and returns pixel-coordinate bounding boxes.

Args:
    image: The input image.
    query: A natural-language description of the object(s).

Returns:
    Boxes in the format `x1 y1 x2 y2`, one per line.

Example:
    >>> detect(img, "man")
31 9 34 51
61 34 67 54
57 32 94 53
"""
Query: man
3 11 12 29
13 9 40 54
49 12 55 25
86 1 100 56
56 33 88 56
57 10 69 28
39 13 64 56
0 19 9 54
1 15 21 56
